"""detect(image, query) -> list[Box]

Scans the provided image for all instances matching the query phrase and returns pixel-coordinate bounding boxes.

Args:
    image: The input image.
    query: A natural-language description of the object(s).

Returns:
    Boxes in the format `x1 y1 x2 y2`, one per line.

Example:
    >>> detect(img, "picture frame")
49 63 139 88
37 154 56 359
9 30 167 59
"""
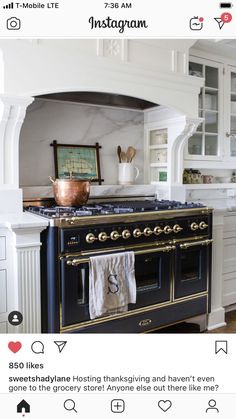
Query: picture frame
50 140 103 185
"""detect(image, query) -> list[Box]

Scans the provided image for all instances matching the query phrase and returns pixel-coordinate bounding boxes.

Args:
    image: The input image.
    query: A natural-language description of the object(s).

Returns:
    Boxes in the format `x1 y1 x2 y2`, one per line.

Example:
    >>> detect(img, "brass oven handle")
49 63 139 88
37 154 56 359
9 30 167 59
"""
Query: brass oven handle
180 239 213 249
66 245 176 266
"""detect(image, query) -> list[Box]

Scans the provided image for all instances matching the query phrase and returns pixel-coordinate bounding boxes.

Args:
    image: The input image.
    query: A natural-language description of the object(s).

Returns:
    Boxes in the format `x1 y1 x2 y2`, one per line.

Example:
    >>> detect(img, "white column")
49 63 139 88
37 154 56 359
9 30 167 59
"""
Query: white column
9 221 48 334
208 212 226 330
0 95 34 213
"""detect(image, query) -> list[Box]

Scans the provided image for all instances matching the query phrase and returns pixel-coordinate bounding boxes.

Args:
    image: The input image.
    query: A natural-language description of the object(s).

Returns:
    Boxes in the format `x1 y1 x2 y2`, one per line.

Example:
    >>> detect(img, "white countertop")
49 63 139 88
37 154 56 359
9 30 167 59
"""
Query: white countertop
0 212 49 229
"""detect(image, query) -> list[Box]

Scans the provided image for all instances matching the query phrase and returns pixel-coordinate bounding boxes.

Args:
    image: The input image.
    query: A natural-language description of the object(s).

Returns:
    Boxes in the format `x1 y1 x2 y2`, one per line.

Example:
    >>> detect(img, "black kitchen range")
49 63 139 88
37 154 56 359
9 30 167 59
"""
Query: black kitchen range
25 199 213 333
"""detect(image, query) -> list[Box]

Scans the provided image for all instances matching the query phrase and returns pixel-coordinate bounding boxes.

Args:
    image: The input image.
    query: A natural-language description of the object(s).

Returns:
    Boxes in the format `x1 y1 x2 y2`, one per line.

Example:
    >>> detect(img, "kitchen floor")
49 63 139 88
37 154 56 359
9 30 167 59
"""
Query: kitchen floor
155 311 236 333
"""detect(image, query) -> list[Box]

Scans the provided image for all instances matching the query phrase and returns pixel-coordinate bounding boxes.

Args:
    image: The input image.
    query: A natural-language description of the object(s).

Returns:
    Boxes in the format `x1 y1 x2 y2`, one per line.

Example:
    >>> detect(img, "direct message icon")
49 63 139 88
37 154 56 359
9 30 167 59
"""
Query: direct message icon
54 341 67 353
158 400 172 412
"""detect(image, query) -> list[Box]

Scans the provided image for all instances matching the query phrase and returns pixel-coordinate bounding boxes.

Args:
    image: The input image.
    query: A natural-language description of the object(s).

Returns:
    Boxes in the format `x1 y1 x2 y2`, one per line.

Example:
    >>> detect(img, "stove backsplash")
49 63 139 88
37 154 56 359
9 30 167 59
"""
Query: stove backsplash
19 100 144 187
186 188 236 210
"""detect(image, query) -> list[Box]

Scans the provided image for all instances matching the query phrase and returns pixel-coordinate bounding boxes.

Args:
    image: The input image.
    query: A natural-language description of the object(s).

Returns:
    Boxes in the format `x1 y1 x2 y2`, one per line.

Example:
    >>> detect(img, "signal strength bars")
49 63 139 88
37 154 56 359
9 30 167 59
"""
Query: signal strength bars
3 2 14 8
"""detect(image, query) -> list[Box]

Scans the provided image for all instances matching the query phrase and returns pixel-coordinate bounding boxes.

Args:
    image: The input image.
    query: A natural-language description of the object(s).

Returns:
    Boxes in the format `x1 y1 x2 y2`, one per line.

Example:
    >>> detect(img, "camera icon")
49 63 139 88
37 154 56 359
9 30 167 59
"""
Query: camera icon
7 17 21 30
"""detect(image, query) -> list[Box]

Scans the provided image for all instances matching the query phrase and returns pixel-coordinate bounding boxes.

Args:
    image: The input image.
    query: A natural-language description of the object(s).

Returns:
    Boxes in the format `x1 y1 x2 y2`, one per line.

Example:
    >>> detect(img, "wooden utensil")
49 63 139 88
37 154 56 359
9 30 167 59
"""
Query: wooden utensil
127 146 136 163
120 151 127 162
117 145 122 163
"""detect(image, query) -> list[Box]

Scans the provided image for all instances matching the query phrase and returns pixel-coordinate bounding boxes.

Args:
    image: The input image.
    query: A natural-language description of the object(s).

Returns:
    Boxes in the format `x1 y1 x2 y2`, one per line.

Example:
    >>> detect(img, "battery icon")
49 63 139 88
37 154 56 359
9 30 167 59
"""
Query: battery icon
220 2 233 7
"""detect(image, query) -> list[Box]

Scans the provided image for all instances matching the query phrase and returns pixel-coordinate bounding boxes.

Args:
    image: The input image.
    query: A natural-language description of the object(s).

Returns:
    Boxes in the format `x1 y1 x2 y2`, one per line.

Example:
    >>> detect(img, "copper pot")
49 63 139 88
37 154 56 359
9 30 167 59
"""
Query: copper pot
49 177 90 206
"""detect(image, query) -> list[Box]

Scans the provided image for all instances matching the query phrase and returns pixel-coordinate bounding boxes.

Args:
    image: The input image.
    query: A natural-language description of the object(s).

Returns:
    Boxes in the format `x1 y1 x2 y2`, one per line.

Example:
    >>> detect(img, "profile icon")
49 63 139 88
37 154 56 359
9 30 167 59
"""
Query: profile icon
206 399 219 413
8 311 23 326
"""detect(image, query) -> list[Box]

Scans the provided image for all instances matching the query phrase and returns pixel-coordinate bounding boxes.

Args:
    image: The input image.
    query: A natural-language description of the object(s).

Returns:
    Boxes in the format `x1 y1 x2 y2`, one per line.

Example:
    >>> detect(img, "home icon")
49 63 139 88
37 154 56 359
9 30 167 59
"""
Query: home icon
17 399 30 414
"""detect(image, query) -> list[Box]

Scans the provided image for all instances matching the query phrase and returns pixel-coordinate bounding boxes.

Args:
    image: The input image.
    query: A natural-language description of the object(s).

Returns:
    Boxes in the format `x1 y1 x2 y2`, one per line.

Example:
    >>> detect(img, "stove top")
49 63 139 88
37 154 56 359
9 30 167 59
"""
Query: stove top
26 200 205 219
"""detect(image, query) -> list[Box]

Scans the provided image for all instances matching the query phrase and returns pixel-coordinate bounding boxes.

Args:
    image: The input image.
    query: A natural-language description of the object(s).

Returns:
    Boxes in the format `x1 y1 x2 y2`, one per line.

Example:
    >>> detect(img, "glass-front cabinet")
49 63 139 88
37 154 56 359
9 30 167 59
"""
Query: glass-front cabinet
144 128 168 184
187 58 223 161
227 66 236 158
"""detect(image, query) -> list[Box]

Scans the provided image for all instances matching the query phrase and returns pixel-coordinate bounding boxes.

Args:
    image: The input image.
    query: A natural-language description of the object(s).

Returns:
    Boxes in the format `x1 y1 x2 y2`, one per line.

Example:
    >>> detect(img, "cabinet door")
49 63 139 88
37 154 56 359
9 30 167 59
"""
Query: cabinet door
226 66 236 159
223 214 236 306
187 58 223 161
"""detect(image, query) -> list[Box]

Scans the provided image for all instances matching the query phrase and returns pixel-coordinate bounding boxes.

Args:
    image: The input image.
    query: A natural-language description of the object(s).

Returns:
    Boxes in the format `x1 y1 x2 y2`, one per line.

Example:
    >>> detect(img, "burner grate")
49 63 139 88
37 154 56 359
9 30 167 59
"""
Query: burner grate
25 200 205 219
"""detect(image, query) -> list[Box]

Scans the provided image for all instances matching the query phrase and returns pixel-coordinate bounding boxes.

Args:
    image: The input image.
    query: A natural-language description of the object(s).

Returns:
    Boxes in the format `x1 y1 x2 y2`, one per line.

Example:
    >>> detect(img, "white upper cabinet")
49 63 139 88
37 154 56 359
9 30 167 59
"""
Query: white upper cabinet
226 66 236 159
186 57 224 162
187 55 236 169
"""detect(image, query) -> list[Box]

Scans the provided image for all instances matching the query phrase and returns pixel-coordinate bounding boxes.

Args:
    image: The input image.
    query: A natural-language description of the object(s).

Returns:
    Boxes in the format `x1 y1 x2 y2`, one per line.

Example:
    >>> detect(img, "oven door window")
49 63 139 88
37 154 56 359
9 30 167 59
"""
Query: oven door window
61 261 90 327
174 245 208 299
132 251 171 309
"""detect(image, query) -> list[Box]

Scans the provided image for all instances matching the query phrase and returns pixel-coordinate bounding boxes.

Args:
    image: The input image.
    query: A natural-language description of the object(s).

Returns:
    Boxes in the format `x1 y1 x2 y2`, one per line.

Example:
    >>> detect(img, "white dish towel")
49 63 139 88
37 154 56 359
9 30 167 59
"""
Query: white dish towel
89 251 136 319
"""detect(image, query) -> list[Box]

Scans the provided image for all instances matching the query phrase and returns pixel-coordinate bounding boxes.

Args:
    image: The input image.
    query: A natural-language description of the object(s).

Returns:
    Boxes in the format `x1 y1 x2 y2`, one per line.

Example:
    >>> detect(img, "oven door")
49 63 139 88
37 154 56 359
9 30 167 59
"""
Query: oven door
174 239 213 299
132 246 172 309
60 245 175 328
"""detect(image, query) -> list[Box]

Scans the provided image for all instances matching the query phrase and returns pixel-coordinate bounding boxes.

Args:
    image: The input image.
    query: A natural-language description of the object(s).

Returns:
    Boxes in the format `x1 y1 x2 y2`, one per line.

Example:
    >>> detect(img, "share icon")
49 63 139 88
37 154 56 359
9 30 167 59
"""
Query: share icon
54 341 67 353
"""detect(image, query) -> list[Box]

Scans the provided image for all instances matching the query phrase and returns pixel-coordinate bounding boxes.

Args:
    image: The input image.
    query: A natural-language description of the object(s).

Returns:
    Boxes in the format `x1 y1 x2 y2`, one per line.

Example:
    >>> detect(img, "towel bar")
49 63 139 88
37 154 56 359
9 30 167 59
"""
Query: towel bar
66 245 176 266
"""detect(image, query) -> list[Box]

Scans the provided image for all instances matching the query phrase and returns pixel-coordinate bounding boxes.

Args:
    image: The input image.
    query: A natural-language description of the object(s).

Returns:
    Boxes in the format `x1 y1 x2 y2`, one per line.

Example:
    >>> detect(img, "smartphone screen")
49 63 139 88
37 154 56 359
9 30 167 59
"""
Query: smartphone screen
0 0 235 417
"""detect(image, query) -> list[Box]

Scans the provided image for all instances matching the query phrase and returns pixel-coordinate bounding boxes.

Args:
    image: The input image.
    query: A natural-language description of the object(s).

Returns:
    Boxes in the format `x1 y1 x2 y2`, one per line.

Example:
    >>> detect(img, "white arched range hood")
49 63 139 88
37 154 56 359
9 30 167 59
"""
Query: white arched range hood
0 39 203 214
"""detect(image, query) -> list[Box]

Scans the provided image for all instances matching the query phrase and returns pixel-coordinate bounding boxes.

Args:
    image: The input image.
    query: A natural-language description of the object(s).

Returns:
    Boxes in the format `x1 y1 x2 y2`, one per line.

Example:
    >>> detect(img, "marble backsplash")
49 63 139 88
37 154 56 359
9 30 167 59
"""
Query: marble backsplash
186 187 236 211
19 99 144 187
23 184 158 200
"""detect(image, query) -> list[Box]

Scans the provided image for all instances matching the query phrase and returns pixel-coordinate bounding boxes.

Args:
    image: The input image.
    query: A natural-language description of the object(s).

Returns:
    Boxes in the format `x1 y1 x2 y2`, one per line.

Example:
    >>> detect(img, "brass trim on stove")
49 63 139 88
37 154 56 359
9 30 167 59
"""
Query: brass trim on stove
60 291 208 333
179 239 213 249
49 207 213 227
60 235 207 259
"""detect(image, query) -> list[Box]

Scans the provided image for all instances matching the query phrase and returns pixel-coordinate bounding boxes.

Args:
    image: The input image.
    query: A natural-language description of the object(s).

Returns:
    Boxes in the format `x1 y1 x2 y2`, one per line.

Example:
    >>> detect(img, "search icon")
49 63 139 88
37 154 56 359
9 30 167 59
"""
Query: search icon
64 399 77 413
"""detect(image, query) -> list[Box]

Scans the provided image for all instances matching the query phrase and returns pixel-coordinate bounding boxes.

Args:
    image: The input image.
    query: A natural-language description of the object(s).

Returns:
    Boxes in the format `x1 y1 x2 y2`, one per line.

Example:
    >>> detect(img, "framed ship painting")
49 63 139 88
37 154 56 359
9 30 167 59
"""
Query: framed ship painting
50 141 103 184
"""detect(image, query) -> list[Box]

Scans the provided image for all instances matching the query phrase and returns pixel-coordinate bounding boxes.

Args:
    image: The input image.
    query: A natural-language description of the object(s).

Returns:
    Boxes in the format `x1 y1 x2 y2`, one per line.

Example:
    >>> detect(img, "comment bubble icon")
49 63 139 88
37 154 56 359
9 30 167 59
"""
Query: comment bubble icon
31 340 45 354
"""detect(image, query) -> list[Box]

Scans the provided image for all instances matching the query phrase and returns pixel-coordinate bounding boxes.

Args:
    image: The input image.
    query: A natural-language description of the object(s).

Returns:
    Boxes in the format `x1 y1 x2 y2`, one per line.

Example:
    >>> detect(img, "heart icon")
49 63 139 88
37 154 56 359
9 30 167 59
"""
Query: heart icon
8 341 22 353
158 400 172 412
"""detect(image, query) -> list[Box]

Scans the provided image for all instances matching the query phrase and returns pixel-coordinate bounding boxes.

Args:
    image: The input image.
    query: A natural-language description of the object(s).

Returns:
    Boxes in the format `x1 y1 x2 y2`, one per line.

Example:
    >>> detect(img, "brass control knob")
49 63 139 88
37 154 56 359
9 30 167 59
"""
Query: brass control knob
164 225 173 234
86 233 96 243
143 227 153 237
173 224 183 233
98 232 108 242
191 222 199 231
122 229 131 239
110 231 120 241
199 221 208 230
154 226 163 235
133 228 142 238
